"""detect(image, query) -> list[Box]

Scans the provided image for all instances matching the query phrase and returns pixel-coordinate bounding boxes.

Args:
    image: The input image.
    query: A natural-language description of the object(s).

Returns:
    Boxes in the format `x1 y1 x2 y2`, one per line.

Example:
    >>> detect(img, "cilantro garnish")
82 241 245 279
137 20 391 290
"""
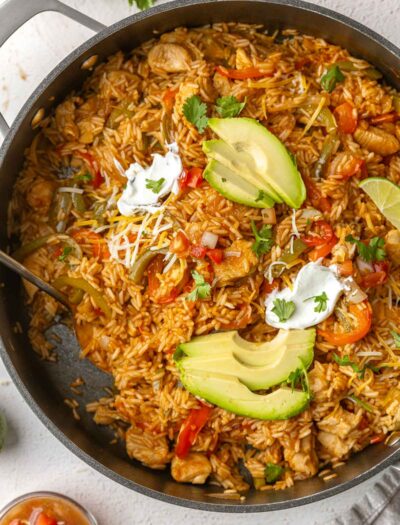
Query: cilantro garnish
286 359 311 398
58 246 72 262
186 271 211 301
272 298 296 323
321 64 345 92
333 353 380 379
264 463 283 484
391 330 400 348
255 190 268 203
215 96 246 118
183 95 209 133
251 220 274 257
145 177 166 194
348 394 374 413
128 0 154 10
75 172 92 183
345 235 386 263
304 291 328 313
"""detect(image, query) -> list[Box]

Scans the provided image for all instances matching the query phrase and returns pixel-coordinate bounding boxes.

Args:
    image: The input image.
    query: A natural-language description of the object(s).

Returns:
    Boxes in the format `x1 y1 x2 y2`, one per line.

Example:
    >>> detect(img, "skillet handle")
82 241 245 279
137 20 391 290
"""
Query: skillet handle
0 0 106 137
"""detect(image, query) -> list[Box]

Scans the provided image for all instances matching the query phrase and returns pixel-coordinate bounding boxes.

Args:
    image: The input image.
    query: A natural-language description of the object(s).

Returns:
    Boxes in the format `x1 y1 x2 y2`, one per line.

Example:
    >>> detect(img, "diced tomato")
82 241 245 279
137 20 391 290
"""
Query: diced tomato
207 248 224 264
169 231 190 257
302 220 335 247
318 301 372 345
215 65 273 80
308 235 338 261
333 102 358 134
338 260 354 276
36 513 58 525
360 260 389 288
302 174 331 213
179 167 204 190
175 405 212 458
163 87 178 112
370 112 399 125
338 157 365 180
370 434 385 444
53 246 64 259
78 151 104 189
190 244 207 259
358 415 369 431
71 229 110 260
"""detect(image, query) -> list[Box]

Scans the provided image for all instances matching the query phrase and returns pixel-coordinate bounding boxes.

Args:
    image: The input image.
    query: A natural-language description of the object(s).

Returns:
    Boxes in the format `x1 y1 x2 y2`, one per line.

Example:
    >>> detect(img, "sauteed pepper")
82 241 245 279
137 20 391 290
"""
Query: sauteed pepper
318 301 372 345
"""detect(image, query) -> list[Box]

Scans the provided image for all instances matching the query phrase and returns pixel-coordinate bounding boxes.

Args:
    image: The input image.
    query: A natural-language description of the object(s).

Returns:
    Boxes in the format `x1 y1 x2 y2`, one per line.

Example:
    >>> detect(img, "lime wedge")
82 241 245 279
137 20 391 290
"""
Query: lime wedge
359 177 400 229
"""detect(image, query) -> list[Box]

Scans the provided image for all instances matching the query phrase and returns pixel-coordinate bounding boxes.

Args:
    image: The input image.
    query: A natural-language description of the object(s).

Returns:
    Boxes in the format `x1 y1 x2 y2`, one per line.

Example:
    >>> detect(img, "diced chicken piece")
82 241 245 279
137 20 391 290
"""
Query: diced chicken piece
235 48 253 69
126 426 170 469
26 177 56 213
214 240 258 286
385 230 400 265
171 453 212 484
213 71 232 97
175 81 199 117
55 99 79 141
317 431 352 459
317 406 362 439
284 435 318 478
148 43 191 74
308 362 347 403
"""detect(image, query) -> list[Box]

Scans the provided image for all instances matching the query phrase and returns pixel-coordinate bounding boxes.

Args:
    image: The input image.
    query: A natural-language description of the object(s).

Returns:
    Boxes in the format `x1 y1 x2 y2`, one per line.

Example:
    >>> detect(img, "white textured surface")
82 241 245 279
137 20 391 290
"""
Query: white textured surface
0 1 399 523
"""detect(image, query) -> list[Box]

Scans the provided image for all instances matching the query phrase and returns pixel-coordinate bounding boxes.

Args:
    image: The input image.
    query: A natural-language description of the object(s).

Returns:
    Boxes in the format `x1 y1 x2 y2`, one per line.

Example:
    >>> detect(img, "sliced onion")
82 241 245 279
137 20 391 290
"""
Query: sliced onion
225 250 241 257
262 207 277 224
301 208 322 220
356 256 373 274
201 231 218 249
29 508 43 525
343 277 368 304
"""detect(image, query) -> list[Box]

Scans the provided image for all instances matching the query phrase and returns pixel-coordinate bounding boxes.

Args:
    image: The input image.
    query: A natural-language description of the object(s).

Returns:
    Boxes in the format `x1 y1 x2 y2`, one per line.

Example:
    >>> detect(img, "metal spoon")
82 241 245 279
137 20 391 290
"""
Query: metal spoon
0 249 70 308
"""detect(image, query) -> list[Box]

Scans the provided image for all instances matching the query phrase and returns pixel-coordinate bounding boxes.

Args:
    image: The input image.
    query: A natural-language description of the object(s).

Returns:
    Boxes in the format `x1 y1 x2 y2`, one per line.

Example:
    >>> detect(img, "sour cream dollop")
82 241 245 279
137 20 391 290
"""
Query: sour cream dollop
117 142 182 216
265 262 344 329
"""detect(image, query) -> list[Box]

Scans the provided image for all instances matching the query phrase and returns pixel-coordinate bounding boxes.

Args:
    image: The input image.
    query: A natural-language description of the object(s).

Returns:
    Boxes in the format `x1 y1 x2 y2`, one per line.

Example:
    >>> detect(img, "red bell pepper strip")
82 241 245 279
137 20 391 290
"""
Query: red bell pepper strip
175 405 213 458
302 174 331 213
308 236 338 261
302 221 335 247
215 65 273 80
78 151 104 189
318 301 372 345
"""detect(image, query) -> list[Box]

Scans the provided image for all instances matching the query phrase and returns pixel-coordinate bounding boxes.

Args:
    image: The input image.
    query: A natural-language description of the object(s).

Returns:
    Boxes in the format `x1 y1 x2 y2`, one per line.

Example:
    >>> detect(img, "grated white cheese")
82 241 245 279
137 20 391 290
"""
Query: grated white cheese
163 253 178 274
291 209 300 238
113 158 126 176
357 351 383 357
265 261 287 283
58 187 84 194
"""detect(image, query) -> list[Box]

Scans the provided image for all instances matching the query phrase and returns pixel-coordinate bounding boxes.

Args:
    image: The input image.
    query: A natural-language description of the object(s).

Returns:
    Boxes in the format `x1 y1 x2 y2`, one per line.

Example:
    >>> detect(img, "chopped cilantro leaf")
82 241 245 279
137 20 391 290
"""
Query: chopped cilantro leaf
286 359 311 398
333 353 380 379
348 395 374 413
215 96 246 118
321 64 345 92
186 271 211 301
304 291 328 313
264 463 283 484
251 220 274 257
391 330 400 348
128 0 153 10
183 95 209 133
345 235 386 263
255 190 268 203
145 177 165 194
58 246 72 262
75 172 92 183
271 298 296 323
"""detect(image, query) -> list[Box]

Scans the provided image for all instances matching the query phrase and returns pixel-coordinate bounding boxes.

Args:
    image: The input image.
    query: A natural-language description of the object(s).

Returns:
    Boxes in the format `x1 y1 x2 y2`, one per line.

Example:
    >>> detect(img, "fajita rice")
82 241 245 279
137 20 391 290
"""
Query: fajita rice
8 23 400 495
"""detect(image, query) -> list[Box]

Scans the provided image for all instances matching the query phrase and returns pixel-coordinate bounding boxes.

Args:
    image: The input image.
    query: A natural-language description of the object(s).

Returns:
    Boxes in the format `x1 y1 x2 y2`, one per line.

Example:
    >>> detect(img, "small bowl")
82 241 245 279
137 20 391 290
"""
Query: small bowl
0 491 97 525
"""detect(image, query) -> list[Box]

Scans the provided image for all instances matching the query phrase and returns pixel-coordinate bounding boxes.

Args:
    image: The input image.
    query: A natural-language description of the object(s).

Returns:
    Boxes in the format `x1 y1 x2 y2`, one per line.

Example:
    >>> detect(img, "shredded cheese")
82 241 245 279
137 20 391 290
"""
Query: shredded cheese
163 253 178 274
300 96 326 138
58 187 84 194
291 209 300 238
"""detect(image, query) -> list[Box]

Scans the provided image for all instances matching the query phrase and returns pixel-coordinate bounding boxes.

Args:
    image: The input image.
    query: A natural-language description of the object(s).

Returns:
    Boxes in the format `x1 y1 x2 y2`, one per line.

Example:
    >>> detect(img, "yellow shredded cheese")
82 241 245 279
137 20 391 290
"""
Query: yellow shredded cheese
300 96 326 138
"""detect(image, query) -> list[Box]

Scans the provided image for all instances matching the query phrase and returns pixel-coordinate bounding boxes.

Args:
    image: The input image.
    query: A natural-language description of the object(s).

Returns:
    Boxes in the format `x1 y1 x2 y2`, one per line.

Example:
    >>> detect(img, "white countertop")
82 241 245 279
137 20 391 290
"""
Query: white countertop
0 1 399 523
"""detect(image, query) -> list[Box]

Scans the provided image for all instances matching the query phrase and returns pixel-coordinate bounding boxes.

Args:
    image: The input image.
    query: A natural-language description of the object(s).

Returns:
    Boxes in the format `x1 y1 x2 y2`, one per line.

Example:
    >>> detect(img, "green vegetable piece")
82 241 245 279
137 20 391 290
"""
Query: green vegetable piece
321 65 345 92
183 95 209 133
186 271 211 301
349 394 374 413
215 96 246 118
391 331 400 349
128 0 154 10
71 191 86 213
58 246 73 262
129 249 166 284
251 220 274 257
272 298 296 323
264 463 284 483
270 238 308 278
145 177 166 194
12 235 51 261
345 235 386 263
75 172 92 183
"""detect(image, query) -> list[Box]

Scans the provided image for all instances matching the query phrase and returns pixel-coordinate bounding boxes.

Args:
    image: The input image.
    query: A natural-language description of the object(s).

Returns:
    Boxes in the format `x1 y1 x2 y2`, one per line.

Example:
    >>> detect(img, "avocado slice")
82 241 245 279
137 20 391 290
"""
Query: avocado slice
177 329 315 366
203 140 283 203
203 159 275 208
176 329 315 391
180 370 309 420
207 118 306 209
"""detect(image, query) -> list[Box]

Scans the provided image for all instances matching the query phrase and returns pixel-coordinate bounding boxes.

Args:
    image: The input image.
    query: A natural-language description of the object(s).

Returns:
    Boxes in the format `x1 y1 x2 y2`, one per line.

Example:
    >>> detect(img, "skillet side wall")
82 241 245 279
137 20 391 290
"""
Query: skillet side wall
1 0 400 512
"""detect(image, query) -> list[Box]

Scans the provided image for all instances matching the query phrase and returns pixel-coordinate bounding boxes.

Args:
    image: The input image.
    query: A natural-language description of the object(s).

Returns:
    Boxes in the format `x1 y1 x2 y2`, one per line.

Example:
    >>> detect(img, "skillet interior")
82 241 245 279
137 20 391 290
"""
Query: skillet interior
1 0 400 512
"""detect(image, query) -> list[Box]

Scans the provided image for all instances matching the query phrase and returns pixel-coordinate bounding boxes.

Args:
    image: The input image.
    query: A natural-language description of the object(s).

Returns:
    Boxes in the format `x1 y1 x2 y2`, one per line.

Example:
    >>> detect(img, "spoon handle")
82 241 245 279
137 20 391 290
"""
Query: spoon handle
0 249 70 309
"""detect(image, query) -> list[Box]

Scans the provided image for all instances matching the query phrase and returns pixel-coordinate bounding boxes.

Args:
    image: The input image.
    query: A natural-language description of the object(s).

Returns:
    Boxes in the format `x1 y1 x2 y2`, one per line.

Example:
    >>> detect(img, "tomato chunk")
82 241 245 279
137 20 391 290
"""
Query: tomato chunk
207 248 224 264
169 231 190 257
333 102 358 134
190 244 207 259
179 167 204 190
36 513 57 525
175 405 212 458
